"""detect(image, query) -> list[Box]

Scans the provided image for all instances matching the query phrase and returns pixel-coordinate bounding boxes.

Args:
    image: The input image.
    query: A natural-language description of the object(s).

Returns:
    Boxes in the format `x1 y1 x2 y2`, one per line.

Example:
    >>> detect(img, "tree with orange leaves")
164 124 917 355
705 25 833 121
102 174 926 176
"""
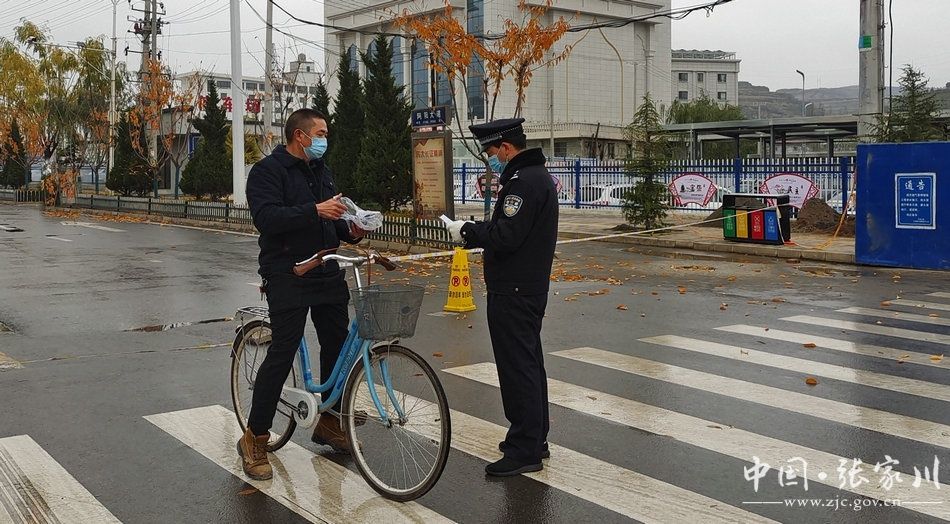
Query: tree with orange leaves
128 58 202 196
395 0 574 160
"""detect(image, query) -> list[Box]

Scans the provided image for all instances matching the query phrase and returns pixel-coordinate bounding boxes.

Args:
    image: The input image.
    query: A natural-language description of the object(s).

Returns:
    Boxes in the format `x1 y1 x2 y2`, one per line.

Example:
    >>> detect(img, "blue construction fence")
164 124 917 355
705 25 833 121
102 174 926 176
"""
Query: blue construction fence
454 156 854 212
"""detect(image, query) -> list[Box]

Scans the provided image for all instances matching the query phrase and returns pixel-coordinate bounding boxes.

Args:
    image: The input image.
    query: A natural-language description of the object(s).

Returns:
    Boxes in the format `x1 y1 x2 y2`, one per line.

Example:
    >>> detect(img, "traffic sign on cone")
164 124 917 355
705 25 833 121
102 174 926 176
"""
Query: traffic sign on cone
444 247 476 312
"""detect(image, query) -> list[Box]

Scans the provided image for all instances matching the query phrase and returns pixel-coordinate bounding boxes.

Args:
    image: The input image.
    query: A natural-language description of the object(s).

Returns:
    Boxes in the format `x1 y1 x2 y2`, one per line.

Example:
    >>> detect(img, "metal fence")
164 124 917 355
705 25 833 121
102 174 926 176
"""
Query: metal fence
454 156 854 212
0 189 46 203
60 194 455 249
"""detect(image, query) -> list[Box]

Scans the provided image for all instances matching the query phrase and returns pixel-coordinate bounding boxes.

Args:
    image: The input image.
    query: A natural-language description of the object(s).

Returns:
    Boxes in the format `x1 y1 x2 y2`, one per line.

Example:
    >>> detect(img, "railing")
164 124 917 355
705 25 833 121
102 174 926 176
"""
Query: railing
453 156 854 212
60 194 455 249
0 189 46 203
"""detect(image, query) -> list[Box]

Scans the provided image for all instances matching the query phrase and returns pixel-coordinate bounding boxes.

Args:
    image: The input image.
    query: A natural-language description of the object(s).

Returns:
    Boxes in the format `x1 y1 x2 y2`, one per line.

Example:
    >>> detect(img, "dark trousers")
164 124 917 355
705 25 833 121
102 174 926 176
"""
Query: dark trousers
487 292 550 464
247 299 349 436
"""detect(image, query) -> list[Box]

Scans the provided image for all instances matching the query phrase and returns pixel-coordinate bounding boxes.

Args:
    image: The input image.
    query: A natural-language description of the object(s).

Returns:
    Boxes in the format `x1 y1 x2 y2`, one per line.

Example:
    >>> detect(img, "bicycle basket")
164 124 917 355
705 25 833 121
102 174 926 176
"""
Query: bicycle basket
350 284 425 340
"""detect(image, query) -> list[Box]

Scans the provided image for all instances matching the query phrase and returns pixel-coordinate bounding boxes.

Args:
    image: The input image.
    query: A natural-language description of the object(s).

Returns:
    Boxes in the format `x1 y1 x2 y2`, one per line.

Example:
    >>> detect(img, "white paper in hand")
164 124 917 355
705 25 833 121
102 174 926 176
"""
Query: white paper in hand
439 214 454 226
340 197 384 231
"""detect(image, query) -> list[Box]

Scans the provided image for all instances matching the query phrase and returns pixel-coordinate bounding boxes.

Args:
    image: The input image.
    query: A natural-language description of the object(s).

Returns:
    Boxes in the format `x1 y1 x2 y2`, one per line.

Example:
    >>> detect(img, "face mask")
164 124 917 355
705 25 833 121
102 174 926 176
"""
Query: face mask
488 154 507 174
303 134 327 160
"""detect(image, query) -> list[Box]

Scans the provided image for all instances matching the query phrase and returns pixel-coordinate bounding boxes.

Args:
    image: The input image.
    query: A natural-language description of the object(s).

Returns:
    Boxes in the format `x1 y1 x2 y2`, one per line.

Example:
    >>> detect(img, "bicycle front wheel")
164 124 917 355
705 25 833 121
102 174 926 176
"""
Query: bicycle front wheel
230 320 297 452
342 344 451 502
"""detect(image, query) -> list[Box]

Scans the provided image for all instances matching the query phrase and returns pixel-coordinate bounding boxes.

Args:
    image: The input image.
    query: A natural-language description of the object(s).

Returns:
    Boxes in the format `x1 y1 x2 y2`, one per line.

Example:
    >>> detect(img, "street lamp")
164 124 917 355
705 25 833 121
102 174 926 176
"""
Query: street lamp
795 69 805 117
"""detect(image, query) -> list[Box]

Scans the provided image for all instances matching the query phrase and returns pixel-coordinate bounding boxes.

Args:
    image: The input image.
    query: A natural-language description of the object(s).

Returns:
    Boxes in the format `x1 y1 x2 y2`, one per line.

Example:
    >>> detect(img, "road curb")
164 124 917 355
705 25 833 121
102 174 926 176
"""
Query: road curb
557 231 856 265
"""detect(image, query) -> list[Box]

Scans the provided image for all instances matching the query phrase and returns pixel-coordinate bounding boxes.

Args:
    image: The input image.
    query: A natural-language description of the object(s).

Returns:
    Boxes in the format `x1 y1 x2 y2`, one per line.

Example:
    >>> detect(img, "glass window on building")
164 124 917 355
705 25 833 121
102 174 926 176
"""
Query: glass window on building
718 73 727 83
697 72 704 82
392 36 404 86
411 40 428 110
216 80 231 89
678 91 688 101
553 140 567 158
348 44 359 73
366 40 378 79
718 91 728 101
678 72 688 82
435 68 452 109
466 0 484 119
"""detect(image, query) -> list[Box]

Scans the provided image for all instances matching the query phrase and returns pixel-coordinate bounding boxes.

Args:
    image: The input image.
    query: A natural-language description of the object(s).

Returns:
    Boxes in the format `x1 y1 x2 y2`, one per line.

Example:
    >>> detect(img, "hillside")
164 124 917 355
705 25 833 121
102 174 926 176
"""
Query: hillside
740 81 950 119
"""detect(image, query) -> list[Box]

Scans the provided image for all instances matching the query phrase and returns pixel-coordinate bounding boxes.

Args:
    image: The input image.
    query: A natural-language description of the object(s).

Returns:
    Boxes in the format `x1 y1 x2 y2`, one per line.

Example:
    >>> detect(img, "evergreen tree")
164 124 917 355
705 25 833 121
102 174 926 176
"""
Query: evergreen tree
622 94 671 230
1 120 29 188
107 113 151 196
310 76 334 160
181 82 232 200
353 35 413 211
872 65 946 142
327 51 364 200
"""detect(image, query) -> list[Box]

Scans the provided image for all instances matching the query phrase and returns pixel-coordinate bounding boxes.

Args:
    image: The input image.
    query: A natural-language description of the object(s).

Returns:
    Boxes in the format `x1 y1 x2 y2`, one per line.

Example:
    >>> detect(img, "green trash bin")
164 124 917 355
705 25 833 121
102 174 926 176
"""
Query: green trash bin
722 208 737 238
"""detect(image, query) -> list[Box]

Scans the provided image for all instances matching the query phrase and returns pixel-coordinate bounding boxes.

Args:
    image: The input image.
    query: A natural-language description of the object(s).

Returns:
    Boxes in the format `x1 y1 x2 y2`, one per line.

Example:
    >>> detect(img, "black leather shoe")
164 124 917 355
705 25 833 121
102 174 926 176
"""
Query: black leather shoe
485 457 543 477
498 440 550 459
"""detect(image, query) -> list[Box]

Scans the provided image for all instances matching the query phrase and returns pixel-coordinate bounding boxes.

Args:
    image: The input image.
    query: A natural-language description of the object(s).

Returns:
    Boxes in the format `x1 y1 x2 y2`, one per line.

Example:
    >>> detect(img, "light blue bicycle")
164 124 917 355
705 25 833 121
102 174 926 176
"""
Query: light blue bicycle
230 249 450 501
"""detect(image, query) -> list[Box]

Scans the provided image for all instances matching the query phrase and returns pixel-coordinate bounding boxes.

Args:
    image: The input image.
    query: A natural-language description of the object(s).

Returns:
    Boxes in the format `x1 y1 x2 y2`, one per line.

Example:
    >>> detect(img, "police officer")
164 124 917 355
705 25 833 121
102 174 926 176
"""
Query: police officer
444 118 558 476
237 108 364 481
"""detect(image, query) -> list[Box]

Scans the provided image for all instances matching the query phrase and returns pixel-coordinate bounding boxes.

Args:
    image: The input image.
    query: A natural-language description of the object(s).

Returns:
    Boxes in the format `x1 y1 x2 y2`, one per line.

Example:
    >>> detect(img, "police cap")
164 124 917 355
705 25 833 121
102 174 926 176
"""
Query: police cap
469 118 526 153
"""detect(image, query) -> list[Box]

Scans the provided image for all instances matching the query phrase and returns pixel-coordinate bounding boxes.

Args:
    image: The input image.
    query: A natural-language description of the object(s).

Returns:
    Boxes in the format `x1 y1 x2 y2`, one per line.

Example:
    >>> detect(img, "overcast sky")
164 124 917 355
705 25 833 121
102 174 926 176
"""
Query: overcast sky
1 0 947 92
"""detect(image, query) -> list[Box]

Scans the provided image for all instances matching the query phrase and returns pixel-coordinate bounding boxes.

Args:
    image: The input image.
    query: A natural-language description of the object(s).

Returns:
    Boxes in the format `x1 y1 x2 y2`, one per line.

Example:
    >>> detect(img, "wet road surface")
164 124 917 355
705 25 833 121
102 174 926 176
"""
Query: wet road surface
0 205 948 523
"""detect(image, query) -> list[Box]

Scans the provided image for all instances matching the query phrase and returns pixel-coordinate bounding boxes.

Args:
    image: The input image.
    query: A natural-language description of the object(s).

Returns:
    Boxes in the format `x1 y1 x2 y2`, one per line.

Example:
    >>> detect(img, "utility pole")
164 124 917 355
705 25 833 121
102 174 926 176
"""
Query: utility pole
230 0 246 205
262 0 274 151
149 0 160 197
548 89 554 156
107 0 119 193
858 0 885 139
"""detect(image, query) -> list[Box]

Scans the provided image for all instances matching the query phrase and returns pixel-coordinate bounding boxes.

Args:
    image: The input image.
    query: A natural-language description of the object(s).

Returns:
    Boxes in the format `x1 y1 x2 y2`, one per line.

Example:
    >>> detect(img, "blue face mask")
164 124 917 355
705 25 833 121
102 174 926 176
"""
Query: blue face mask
488 154 507 174
303 134 328 160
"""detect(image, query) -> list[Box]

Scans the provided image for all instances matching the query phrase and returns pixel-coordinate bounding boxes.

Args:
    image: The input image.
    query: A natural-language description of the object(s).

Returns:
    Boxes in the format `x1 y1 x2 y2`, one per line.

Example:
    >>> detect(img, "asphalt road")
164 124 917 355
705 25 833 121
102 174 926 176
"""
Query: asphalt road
0 204 948 524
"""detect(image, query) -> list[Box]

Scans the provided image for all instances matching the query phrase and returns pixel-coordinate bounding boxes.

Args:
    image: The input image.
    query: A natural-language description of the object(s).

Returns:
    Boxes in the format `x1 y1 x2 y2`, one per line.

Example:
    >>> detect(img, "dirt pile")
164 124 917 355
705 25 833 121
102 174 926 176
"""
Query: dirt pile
795 198 855 236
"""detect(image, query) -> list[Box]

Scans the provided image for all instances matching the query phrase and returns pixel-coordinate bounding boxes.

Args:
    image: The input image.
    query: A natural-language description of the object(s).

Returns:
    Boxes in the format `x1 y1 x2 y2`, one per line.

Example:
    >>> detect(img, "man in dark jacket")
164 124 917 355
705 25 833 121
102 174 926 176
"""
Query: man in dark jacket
237 108 363 481
444 118 558 476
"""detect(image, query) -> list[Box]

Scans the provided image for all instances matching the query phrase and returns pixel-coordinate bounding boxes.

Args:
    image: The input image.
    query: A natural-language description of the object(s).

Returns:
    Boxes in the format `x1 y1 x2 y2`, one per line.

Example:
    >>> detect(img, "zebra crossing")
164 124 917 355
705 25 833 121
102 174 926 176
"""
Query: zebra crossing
2 292 948 523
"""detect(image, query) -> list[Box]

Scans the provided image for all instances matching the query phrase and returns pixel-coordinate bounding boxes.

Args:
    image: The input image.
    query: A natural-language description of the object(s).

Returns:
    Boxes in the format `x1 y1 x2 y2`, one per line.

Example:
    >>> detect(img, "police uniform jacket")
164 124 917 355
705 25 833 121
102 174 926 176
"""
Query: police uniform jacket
460 148 558 295
246 146 360 309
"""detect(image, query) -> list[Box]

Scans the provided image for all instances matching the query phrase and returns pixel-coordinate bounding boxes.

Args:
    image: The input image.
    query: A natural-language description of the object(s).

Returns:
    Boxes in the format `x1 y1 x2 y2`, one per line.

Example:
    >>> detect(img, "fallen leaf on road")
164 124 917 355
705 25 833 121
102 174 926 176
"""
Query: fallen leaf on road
880 301 892 307
616 304 628 311
740 350 749 355
565 296 578 302
803 343 817 349
651 291 659 296
875 321 883 325
931 355 944 362
467 325 473 329
640 313 646 318
678 286 687 294
707 425 724 430
587 395 597 401
720 303 728 310
771 297 786 303
805 377 819 386
239 488 258 496
727 276 737 282
929 313 940 318
432 352 444 358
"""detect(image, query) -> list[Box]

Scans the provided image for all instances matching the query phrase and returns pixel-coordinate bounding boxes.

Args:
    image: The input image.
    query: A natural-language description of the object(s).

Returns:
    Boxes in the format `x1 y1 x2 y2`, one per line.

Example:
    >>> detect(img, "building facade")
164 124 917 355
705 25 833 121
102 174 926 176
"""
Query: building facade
325 0 672 161
670 49 740 106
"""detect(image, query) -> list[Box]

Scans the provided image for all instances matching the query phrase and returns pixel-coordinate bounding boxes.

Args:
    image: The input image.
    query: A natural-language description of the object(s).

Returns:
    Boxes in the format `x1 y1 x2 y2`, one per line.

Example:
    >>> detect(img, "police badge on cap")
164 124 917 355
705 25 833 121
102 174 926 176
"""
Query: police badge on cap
469 118 526 153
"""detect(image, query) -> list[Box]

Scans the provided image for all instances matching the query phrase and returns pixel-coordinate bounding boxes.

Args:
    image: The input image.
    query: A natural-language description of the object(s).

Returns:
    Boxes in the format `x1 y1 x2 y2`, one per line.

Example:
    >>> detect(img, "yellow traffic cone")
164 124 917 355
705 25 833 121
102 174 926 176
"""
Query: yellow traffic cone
444 248 477 312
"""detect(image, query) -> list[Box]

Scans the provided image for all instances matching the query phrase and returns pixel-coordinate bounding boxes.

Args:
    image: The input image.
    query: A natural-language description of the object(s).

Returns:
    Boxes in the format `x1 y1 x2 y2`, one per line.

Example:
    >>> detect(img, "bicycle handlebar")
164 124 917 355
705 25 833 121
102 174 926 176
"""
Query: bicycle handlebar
292 248 397 276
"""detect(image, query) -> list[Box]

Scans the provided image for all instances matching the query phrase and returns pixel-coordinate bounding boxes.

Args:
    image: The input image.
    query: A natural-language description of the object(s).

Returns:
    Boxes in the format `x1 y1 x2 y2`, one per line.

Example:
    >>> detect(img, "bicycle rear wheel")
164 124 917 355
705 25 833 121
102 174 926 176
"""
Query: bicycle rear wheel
342 344 450 502
230 320 297 452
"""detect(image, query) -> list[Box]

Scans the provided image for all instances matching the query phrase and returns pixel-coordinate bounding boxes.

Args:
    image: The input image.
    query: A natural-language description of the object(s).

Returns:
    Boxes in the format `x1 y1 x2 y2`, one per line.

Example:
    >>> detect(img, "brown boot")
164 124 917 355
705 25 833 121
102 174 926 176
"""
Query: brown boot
311 413 352 453
236 427 272 480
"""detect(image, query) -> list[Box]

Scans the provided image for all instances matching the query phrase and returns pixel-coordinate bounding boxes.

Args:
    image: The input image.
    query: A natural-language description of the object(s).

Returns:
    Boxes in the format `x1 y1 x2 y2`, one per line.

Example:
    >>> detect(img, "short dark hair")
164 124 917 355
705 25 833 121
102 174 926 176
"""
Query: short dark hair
488 134 527 151
284 108 328 142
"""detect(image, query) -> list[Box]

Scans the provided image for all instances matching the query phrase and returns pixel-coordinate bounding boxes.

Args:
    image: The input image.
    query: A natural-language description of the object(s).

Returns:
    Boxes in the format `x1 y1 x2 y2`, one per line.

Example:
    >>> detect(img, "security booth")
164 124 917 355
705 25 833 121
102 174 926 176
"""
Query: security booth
722 193 791 245
856 142 948 270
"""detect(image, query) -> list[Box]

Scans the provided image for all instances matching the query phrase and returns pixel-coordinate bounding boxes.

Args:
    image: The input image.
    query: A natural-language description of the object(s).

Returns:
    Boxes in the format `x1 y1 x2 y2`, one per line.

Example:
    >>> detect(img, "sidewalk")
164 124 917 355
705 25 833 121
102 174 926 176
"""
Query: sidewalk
458 204 856 264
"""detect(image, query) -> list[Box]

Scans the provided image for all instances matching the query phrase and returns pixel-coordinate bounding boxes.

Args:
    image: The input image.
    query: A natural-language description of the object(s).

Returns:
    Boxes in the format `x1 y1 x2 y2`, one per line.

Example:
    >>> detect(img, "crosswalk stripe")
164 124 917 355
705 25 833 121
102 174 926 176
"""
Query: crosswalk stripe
782 315 950 346
929 292 950 299
443 363 949 521
551 347 950 448
46 236 72 242
0 435 121 523
59 221 124 233
374 390 777 523
716 325 948 369
891 299 950 312
144 405 451 524
837 307 950 327
639 335 950 403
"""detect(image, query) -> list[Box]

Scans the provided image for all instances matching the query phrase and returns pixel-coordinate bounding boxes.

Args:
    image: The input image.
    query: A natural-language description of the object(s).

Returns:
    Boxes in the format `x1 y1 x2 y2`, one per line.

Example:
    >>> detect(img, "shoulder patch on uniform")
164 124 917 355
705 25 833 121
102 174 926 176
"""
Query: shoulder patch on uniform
503 195 523 217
